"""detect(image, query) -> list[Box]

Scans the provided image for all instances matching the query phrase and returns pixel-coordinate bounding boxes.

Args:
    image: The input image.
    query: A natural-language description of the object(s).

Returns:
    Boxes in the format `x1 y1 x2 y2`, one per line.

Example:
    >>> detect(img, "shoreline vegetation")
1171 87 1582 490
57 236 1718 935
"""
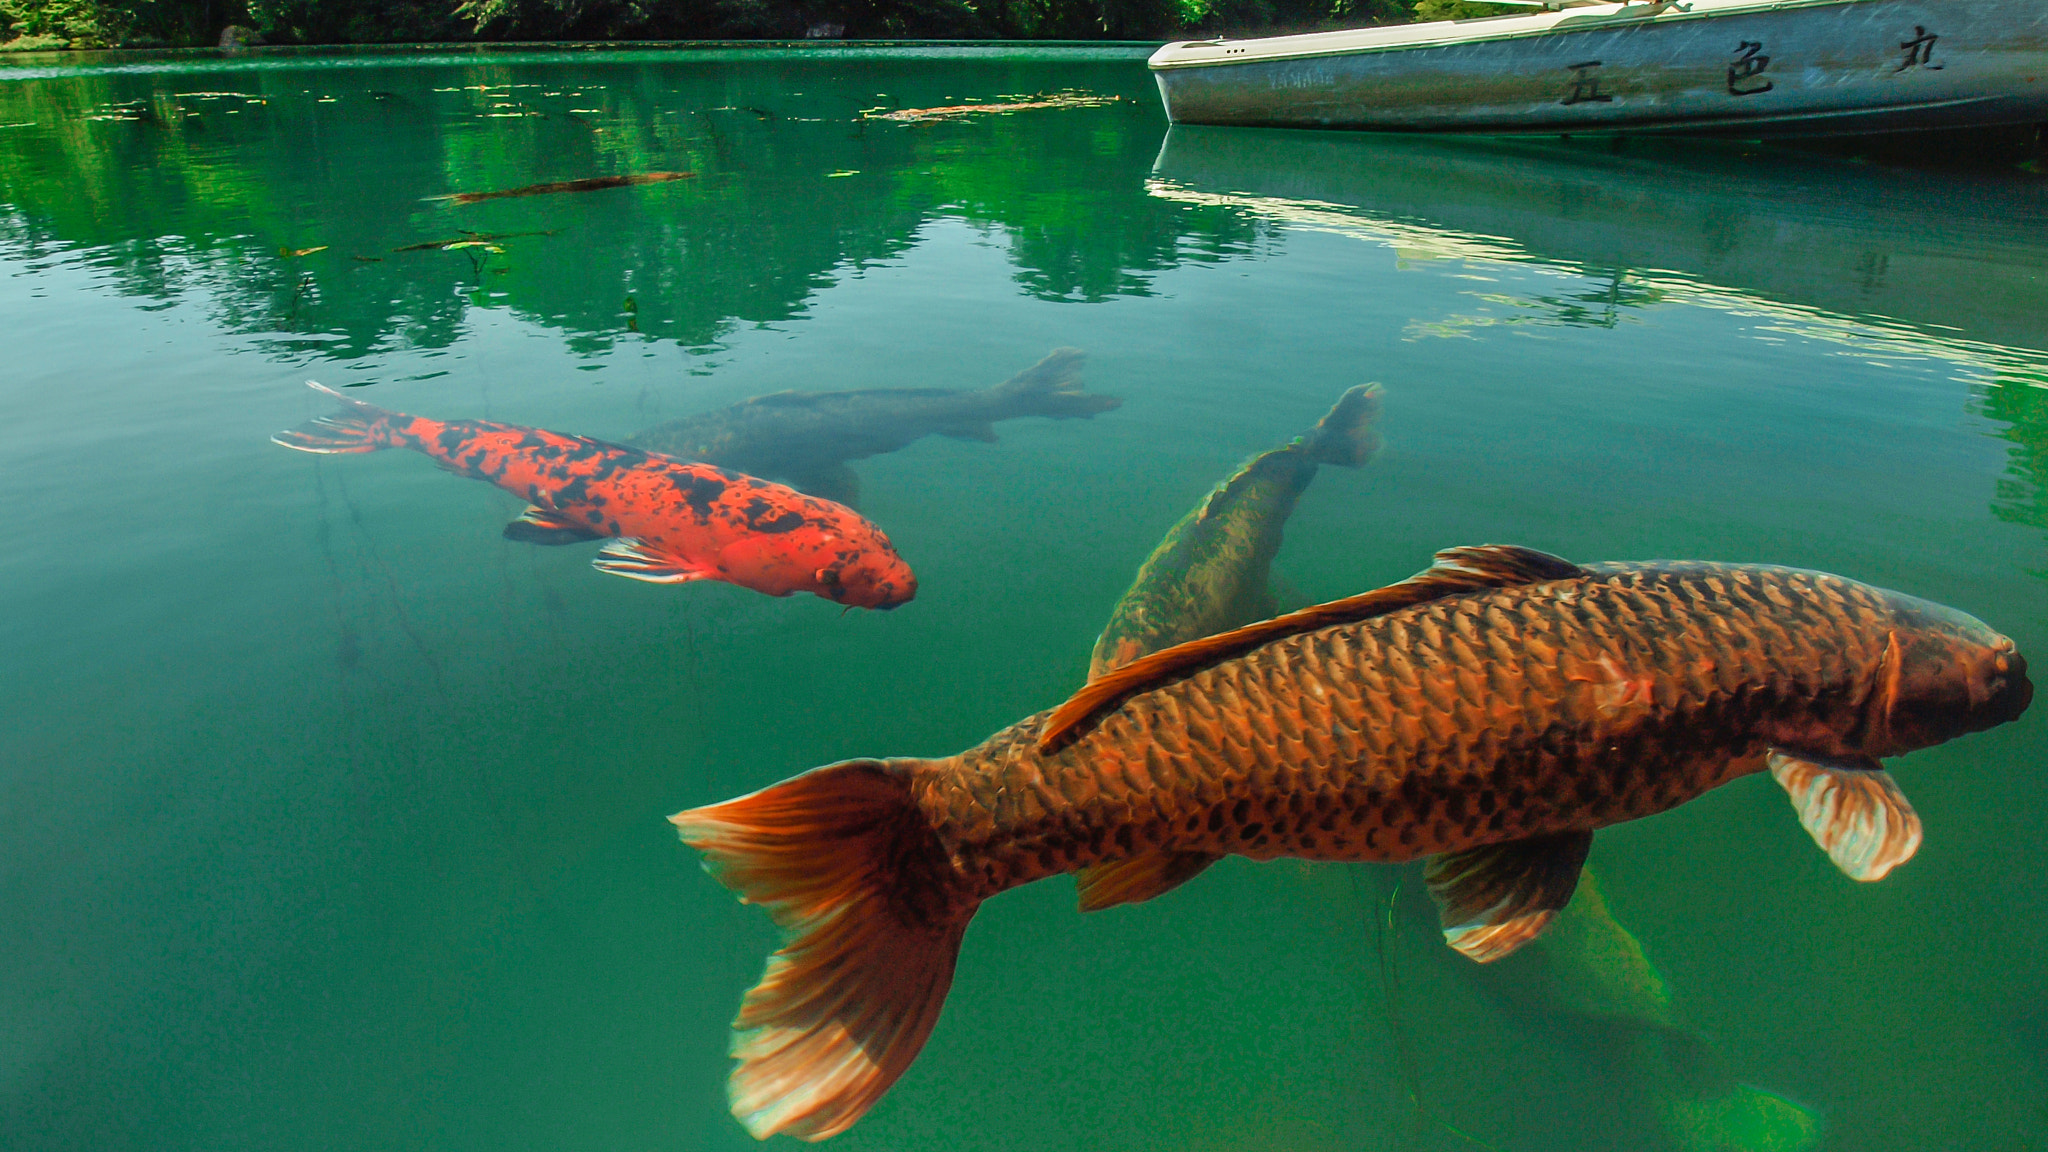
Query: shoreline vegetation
0 0 1512 54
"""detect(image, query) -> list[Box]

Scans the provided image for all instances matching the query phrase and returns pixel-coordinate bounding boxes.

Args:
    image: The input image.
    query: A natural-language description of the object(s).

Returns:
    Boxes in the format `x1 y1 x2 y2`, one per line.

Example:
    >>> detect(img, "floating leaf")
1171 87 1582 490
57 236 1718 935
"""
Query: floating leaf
868 92 1120 123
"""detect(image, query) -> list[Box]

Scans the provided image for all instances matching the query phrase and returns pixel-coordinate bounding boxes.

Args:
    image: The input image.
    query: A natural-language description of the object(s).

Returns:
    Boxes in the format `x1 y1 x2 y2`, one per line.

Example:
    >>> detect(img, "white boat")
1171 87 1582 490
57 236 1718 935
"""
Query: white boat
1148 0 2048 136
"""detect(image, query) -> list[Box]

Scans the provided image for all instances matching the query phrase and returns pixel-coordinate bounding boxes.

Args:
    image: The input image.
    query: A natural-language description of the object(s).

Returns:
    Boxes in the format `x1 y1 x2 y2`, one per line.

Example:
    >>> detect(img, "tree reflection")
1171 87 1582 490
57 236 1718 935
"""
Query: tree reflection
1976 367 2048 544
0 57 1266 365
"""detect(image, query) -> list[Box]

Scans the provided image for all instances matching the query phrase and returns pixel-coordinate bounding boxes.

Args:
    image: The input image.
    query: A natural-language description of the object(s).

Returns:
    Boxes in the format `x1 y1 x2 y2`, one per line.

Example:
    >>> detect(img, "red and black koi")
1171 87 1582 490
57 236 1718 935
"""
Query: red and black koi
272 381 916 609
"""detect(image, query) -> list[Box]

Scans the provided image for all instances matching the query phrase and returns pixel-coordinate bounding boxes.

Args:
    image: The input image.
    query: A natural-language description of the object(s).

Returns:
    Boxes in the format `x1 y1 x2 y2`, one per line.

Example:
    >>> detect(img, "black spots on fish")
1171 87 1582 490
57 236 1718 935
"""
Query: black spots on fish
1399 773 1437 822
1113 825 1134 853
1231 798 1250 826
1443 791 1469 824
607 519 621 536
738 495 806 535
668 470 726 518
1239 822 1264 842
1207 807 1224 833
1084 825 1109 858
565 439 619 468
552 473 594 507
435 426 471 456
585 509 603 524
1574 775 1604 807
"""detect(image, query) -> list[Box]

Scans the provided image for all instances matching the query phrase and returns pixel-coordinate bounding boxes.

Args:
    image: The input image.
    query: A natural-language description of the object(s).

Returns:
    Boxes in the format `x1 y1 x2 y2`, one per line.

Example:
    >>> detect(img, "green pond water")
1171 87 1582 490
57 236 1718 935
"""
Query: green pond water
3 43 2046 1152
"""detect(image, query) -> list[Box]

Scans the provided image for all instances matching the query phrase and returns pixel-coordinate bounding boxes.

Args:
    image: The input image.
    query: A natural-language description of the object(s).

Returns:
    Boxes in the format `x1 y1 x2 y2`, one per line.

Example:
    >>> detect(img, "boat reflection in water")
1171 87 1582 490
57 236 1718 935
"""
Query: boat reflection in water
1152 123 2048 1152
1150 125 2048 357
1150 126 2048 533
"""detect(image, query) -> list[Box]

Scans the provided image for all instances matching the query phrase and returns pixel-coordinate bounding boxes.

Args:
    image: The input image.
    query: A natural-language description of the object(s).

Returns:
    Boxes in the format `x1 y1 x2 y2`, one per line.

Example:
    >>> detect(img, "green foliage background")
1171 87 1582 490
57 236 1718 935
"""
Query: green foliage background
1 0 1440 49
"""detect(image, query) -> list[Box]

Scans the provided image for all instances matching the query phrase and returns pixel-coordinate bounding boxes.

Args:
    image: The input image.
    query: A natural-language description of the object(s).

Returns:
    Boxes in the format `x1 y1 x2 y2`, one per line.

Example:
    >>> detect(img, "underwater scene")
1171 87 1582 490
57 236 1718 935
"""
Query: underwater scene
2 43 2045 1152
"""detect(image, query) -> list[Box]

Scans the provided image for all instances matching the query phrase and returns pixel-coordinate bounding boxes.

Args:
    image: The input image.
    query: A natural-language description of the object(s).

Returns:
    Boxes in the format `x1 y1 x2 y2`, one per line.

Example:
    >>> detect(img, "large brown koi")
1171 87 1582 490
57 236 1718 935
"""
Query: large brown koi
673 545 2029 1138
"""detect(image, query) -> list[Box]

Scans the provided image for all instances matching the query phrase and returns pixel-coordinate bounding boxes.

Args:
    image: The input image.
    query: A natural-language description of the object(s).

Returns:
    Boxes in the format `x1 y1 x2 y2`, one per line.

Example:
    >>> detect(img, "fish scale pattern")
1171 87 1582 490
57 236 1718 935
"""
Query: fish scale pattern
914 562 1896 901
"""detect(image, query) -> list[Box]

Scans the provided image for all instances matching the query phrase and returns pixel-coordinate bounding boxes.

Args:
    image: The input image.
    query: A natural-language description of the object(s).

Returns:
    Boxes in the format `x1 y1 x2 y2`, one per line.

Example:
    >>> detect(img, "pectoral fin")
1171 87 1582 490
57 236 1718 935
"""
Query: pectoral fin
1424 831 1592 963
593 538 715 584
1768 750 1922 881
1075 851 1220 912
504 505 607 545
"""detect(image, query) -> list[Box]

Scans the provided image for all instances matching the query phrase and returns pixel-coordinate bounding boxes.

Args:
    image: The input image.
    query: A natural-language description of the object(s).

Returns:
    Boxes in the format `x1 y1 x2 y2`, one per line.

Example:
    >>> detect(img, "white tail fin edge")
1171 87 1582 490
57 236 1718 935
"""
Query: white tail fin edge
271 381 393 454
671 758 973 1141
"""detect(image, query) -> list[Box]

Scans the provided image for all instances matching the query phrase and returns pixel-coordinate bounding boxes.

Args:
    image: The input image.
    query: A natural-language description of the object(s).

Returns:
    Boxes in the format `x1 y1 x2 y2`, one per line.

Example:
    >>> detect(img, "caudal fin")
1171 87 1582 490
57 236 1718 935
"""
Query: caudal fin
1300 383 1383 468
990 348 1120 420
271 380 394 454
671 758 973 1141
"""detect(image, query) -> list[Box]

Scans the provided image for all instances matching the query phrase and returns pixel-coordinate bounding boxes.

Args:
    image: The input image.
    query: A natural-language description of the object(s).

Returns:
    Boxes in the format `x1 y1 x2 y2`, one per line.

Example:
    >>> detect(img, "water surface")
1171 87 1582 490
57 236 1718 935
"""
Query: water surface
3 45 2046 1152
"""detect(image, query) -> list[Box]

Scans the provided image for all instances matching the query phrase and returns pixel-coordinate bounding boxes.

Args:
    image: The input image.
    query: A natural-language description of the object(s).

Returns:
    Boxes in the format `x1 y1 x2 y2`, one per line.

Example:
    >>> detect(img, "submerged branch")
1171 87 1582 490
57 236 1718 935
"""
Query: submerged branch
430 172 692 206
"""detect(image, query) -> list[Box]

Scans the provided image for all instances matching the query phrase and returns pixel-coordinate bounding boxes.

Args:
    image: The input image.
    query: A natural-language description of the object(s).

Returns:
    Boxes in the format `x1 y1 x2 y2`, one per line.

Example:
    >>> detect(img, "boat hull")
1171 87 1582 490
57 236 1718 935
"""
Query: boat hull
1149 0 2048 135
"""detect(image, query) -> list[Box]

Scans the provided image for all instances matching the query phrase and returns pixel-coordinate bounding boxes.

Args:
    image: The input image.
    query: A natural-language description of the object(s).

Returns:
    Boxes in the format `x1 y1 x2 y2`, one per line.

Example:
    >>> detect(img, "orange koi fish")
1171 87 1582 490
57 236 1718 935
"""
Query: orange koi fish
672 546 2027 1138
273 382 916 609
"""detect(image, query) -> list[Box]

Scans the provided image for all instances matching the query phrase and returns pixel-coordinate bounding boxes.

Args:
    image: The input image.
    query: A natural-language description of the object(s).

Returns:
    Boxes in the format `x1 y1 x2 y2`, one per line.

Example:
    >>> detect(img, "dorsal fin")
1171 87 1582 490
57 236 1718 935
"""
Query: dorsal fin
1037 545 1583 754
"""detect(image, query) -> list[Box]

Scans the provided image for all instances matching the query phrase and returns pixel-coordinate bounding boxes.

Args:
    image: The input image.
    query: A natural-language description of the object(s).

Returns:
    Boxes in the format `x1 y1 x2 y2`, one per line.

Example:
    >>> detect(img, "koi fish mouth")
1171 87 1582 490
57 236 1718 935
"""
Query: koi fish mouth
860 582 915 610
816 564 916 610
1878 612 2033 748
1989 647 2032 725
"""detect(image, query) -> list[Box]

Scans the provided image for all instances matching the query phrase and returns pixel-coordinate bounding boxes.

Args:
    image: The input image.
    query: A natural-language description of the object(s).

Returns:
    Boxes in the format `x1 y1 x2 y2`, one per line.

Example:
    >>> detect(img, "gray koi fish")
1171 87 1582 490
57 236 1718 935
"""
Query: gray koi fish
627 348 1117 507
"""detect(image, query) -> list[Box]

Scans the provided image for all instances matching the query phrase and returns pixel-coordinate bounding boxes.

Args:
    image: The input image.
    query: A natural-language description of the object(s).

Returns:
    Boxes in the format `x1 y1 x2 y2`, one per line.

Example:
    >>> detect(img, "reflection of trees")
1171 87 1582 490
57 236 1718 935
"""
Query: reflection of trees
1975 368 2048 538
0 58 1267 367
894 106 1270 302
